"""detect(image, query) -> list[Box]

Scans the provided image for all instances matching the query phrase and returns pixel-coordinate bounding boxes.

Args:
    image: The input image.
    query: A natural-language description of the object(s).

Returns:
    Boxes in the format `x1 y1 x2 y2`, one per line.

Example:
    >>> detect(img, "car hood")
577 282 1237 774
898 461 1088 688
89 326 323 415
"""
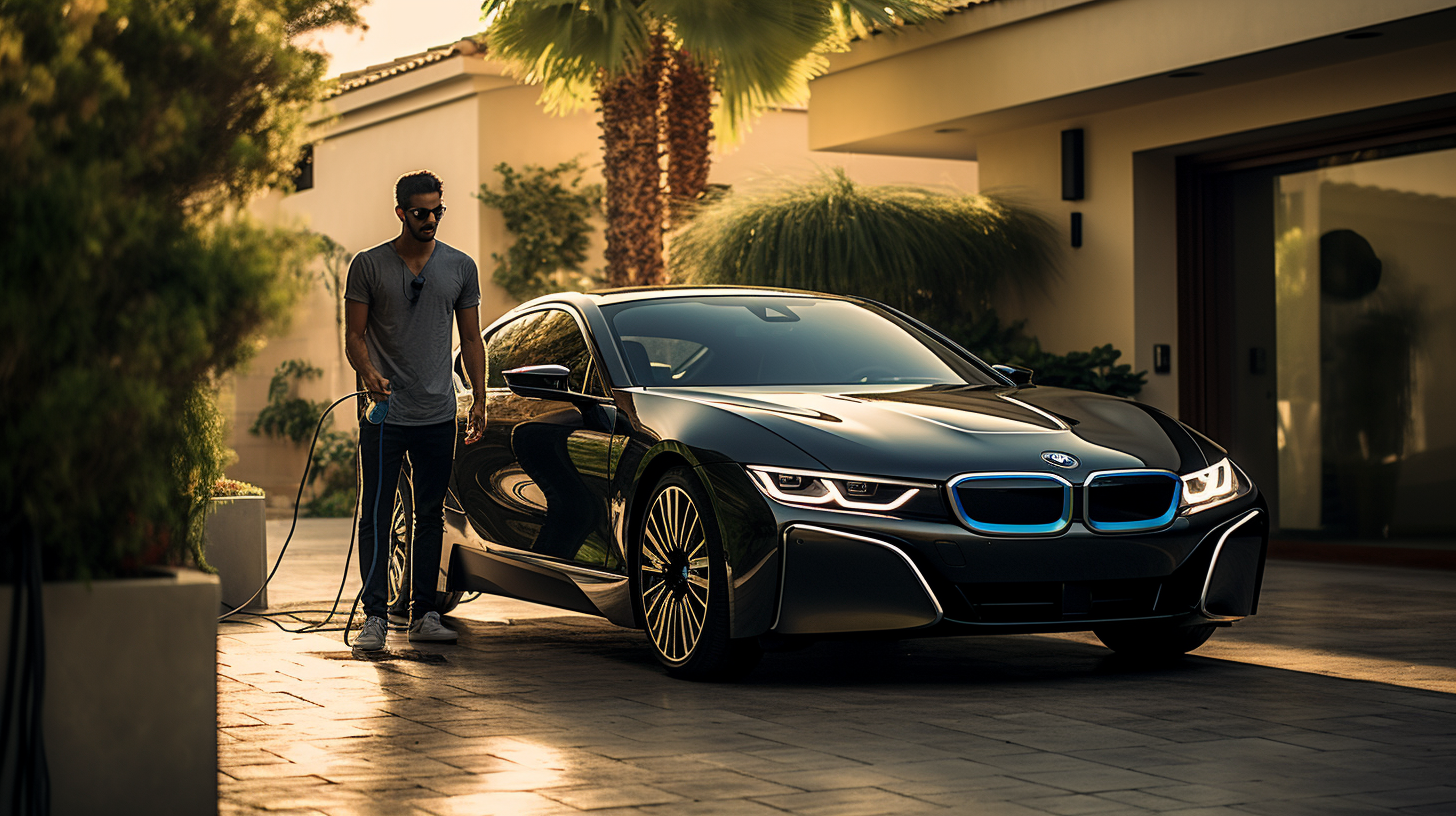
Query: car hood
655 384 1206 482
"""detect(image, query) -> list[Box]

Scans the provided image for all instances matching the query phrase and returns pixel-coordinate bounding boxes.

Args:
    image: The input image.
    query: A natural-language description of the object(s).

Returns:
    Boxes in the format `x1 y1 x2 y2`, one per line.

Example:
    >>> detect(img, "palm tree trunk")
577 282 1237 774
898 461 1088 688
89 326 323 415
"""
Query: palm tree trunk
598 34 668 287
665 49 713 228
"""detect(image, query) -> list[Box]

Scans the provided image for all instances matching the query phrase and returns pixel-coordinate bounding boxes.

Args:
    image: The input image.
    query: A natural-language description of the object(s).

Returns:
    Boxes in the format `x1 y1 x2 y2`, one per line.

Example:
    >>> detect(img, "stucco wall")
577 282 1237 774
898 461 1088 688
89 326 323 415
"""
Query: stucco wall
231 93 483 503
970 40 1456 417
229 64 980 507
713 108 978 192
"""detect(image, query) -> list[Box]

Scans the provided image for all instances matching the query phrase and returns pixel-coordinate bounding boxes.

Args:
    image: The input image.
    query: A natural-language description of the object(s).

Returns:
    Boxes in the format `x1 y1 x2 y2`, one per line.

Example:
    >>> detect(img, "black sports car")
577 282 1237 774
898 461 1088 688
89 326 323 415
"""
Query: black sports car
398 287 1267 679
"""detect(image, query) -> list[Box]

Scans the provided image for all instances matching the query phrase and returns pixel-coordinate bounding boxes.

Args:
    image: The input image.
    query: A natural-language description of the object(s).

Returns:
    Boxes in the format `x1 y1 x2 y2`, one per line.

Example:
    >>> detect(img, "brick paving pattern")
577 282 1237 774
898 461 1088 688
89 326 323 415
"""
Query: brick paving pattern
217 521 1456 815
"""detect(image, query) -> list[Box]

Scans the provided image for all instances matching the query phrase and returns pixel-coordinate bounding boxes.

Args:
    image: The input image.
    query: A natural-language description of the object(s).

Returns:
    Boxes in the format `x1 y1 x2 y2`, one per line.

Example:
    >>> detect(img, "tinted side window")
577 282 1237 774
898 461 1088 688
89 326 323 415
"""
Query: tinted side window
486 309 603 394
486 312 543 388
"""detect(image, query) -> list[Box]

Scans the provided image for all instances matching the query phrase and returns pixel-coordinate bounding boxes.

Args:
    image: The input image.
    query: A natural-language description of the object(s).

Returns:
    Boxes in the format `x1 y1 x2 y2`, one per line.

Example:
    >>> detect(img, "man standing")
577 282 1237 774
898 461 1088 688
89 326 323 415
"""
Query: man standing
345 170 488 651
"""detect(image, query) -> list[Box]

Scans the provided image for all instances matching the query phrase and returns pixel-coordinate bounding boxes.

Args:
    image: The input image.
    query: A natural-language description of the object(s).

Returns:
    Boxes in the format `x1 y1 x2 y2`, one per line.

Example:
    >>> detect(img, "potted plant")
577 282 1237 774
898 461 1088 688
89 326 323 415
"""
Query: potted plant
0 2 361 813
206 478 269 613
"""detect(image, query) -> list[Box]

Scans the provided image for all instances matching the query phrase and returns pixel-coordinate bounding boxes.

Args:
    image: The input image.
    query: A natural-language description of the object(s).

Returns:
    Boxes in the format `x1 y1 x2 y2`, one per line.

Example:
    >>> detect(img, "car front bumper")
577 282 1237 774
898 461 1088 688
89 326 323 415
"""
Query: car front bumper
722 470 1271 638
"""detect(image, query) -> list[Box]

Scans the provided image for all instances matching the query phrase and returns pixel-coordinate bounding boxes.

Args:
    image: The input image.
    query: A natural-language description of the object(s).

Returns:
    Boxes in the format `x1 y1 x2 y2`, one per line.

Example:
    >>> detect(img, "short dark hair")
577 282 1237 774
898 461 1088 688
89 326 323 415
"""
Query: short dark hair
395 170 443 207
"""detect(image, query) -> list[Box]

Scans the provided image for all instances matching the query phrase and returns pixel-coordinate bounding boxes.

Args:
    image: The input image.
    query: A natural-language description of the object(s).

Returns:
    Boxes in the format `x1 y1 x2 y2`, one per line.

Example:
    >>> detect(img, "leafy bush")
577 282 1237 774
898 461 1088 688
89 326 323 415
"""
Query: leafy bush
476 158 605 301
252 360 331 443
0 1 362 579
250 360 357 517
174 382 236 574
938 310 1146 398
303 431 359 518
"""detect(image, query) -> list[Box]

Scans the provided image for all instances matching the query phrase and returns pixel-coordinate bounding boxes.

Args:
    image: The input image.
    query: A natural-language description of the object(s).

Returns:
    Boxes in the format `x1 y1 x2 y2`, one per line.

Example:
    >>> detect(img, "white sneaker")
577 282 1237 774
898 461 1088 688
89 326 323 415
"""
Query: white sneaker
354 616 387 651
408 611 458 643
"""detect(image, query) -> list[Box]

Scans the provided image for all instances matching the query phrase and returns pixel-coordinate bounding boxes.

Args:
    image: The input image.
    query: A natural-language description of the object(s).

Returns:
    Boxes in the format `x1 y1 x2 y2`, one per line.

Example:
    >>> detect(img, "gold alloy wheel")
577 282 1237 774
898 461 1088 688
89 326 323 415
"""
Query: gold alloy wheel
387 480 410 609
640 485 712 663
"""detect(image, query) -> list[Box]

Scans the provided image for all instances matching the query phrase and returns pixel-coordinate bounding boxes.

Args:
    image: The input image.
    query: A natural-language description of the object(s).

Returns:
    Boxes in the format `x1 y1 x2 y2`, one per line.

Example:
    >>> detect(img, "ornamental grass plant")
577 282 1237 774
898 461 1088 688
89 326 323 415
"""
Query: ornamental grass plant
670 168 1059 327
670 169 1146 396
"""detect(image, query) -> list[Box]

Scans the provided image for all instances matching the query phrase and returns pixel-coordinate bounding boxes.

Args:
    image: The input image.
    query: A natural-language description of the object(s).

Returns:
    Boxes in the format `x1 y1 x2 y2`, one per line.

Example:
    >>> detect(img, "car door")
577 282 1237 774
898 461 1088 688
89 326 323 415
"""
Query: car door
452 307 616 568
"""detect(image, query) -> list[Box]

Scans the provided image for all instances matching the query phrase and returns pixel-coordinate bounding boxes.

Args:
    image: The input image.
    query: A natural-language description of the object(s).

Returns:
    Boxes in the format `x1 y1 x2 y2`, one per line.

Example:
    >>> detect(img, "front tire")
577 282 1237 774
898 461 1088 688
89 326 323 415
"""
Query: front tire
1094 621 1217 657
637 468 761 680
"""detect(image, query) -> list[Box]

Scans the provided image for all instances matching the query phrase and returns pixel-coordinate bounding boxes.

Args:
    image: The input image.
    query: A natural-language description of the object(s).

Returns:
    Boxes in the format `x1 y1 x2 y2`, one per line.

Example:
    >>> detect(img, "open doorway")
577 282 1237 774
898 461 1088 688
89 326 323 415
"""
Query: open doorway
1182 126 1456 541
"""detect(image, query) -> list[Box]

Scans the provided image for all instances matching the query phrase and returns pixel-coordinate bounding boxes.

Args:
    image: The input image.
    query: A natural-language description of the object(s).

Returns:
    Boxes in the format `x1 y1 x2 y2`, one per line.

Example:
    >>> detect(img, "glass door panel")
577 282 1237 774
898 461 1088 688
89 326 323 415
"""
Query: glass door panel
1274 147 1456 538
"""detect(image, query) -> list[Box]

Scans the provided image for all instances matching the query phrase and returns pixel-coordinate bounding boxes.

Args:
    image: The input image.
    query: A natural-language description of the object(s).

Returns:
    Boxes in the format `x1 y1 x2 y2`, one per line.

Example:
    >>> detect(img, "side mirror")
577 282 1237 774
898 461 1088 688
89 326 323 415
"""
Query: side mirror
503 364 589 403
992 364 1035 387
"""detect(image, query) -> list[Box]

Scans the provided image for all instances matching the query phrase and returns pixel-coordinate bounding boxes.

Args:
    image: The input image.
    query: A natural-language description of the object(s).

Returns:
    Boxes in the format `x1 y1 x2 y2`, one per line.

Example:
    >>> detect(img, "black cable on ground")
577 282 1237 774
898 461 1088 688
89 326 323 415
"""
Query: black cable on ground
343 413 389 649
218 391 367 624
23 527 47 815
220 394 402 644
1 526 49 815
0 529 24 789
221 484 361 635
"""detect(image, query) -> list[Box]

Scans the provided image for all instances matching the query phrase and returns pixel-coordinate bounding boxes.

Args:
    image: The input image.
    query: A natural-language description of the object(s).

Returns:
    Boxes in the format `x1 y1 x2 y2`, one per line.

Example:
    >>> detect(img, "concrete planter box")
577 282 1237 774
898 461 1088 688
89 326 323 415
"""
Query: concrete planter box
205 495 268 612
0 568 218 815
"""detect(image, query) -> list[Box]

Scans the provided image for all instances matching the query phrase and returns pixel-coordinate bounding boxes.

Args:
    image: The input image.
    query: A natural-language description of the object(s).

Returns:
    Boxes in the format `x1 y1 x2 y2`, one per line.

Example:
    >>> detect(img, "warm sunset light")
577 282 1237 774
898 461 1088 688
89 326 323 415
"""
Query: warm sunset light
298 0 489 77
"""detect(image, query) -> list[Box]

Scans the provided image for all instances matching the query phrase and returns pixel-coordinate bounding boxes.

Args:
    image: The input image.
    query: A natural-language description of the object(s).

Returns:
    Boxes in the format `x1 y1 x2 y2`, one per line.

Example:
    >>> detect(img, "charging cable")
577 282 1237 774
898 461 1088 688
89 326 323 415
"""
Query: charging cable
343 397 388 648
219 389 478 643
218 390 378 624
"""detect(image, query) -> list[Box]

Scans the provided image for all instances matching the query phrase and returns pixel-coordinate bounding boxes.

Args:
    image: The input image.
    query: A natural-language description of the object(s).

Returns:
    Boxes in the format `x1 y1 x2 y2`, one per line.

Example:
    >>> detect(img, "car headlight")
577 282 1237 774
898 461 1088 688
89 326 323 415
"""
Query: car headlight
746 466 942 516
1179 457 1247 515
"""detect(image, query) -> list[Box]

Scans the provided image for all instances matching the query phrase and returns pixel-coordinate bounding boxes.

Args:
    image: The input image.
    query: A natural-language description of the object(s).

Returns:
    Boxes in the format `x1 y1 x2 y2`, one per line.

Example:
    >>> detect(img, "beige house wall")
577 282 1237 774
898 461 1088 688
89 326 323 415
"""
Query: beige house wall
229 58 978 506
231 70 491 504
973 40 1456 416
807 0 1456 419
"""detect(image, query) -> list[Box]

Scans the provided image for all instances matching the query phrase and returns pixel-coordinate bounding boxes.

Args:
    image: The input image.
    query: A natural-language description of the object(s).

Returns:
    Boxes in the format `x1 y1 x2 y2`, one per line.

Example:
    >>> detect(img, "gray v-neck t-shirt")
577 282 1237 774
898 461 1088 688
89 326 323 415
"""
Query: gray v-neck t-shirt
344 239 481 425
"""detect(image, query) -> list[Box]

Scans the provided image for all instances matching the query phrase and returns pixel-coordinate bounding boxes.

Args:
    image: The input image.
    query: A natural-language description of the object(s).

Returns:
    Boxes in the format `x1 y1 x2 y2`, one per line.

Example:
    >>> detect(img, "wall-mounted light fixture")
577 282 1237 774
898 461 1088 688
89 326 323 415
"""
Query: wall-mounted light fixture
1061 128 1084 201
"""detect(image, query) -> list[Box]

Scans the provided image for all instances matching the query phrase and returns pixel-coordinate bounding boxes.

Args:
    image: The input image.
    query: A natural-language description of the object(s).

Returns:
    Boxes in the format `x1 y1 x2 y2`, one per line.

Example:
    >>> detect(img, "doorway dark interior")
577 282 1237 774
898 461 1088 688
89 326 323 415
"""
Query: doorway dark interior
1179 113 1456 542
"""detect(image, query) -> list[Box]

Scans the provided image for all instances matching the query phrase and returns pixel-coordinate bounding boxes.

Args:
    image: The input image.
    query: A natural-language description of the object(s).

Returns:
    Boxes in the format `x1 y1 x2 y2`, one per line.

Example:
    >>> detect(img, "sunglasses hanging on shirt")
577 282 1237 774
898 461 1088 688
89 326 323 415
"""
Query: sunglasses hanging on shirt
405 273 425 303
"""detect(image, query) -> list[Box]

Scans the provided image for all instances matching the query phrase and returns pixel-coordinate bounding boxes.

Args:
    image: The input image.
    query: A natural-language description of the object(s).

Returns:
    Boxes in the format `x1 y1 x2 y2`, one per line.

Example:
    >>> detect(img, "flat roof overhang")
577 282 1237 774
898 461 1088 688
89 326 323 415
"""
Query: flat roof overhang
807 0 1456 160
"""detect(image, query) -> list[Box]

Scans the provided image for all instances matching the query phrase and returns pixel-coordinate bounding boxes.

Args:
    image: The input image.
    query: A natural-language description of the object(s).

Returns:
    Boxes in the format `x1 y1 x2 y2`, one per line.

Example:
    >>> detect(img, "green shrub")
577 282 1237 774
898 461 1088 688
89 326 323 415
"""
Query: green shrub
174 382 237 574
0 1 362 581
938 310 1146 398
476 158 605 301
250 360 357 517
302 430 359 518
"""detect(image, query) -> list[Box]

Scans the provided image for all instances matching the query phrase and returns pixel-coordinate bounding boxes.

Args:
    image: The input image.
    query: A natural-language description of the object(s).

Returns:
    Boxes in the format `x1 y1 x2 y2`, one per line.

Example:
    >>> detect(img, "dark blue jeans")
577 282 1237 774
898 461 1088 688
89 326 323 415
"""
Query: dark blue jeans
357 419 456 620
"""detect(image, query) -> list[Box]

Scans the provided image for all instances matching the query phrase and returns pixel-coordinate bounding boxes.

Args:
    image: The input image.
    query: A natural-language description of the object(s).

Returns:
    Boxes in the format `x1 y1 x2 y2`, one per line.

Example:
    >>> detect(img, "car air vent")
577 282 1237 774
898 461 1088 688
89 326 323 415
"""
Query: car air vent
948 473 1072 536
1084 470 1180 533
956 578 1164 624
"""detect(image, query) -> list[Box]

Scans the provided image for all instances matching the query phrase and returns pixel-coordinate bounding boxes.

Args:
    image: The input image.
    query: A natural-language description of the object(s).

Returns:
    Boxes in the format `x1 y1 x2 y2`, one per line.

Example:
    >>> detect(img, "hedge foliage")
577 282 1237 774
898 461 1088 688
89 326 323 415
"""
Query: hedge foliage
476 158 604 301
0 0 362 579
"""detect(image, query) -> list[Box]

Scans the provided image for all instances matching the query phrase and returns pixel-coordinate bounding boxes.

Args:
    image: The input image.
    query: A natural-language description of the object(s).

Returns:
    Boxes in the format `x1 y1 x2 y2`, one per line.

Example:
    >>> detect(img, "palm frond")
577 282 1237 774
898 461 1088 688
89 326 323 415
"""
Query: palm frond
651 0 954 140
646 0 825 139
485 0 653 112
824 0 949 44
669 169 1059 323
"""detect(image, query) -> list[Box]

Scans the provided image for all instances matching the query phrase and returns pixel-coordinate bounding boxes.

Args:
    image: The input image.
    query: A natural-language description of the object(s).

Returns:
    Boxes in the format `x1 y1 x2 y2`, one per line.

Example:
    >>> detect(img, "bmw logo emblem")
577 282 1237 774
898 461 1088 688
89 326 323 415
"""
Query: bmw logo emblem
1042 451 1079 469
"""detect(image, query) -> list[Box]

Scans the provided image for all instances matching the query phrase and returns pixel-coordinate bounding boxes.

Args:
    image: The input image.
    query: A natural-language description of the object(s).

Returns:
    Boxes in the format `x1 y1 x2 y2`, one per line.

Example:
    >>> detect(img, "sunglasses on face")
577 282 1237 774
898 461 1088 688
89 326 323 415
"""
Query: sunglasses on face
405 204 447 221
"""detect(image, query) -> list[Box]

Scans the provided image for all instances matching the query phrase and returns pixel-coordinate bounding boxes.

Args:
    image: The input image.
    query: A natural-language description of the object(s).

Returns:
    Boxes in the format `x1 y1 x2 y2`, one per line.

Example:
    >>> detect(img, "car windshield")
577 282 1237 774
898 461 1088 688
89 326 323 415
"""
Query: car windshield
601 295 999 387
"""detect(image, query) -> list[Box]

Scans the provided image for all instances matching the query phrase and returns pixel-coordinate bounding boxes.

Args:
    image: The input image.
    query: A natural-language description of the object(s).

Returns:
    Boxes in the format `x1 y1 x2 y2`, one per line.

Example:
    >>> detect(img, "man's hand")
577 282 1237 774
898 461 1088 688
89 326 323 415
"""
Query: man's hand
464 398 487 444
362 369 391 402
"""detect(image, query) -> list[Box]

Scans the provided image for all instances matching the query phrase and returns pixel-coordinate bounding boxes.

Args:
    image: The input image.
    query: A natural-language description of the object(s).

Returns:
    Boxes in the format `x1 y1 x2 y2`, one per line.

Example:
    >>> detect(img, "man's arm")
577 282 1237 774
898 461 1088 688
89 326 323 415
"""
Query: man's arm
346 300 390 400
455 306 488 444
